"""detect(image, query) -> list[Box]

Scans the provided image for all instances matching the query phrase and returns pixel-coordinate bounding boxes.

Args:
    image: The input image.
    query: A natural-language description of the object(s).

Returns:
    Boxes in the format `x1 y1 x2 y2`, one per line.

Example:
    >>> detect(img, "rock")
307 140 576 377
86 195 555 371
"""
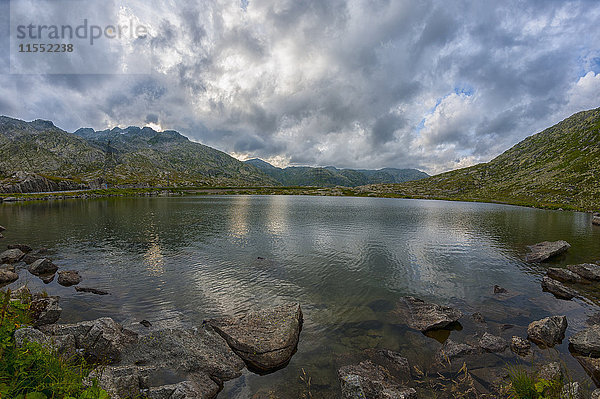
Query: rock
30 296 61 327
538 362 561 381
14 327 76 358
120 327 245 383
493 285 508 294
7 244 32 253
436 339 479 363
593 216 600 226
525 241 570 262
541 276 577 300
140 319 152 328
57 270 81 286
40 273 55 284
592 388 600 399
377 349 411 376
28 258 58 275
75 286 109 295
95 365 150 399
0 269 18 284
547 267 587 284
472 312 485 323
205 303 303 372
338 361 417 399
42 317 137 364
527 316 567 348
0 248 24 263
0 225 5 232
170 380 220 399
569 325 600 357
394 296 462 332
567 263 600 281
562 382 582 399
22 254 40 264
0 263 15 272
510 336 531 356
479 332 508 353
10 285 31 301
575 356 600 387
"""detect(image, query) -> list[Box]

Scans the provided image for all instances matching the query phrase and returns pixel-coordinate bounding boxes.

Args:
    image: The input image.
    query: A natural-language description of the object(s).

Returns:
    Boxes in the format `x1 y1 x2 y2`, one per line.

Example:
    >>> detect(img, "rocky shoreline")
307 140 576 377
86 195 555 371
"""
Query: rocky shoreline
4 227 600 398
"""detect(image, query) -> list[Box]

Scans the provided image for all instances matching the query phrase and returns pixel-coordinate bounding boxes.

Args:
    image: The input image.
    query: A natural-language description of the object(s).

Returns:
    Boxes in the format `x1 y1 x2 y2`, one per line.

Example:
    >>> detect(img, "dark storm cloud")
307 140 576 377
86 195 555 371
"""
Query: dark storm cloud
1 0 600 173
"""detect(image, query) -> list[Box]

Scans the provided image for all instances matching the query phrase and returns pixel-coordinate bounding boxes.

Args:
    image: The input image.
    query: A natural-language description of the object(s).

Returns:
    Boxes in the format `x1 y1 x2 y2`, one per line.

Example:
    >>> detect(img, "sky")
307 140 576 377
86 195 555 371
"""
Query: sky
1 0 600 174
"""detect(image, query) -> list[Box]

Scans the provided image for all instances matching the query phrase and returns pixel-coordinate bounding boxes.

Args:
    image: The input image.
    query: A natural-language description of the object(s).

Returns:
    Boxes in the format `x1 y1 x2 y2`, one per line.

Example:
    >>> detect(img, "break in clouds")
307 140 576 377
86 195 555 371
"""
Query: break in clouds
1 0 600 174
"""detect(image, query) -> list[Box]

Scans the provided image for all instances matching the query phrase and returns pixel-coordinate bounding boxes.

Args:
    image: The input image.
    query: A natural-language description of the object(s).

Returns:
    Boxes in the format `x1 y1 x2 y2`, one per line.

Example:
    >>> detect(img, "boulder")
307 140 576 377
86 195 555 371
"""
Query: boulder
28 258 58 276
94 365 152 399
57 270 81 286
567 263 600 281
569 325 600 357
75 286 109 295
575 356 600 387
541 276 577 300
7 244 32 253
40 273 55 284
547 267 587 284
14 327 76 358
394 296 462 332
120 327 245 383
478 332 508 353
0 269 18 284
30 296 62 327
510 336 531 357
0 248 24 263
525 241 570 262
42 317 137 364
527 316 567 348
378 349 411 376
338 361 417 399
205 303 303 373
0 263 15 272
436 339 479 363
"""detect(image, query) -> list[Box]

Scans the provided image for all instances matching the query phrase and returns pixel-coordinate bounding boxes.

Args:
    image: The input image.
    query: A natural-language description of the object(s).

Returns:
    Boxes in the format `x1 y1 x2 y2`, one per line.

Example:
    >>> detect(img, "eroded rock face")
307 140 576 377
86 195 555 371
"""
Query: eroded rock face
42 317 138 364
541 276 577 300
527 316 567 348
121 327 246 383
547 267 586 284
338 361 417 399
569 325 600 357
525 241 570 262
57 270 81 286
0 248 24 263
394 296 462 332
28 258 58 276
567 263 600 281
205 303 303 373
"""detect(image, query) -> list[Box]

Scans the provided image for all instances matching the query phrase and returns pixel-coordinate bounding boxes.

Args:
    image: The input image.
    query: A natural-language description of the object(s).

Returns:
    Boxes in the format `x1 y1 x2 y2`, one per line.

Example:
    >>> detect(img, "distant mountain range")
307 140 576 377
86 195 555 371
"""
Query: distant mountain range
365 107 600 210
244 158 429 187
0 117 276 189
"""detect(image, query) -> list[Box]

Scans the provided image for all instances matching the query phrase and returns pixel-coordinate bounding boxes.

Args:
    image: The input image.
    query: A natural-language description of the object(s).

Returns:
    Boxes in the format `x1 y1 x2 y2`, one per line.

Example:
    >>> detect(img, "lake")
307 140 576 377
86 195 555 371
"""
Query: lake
2 195 600 397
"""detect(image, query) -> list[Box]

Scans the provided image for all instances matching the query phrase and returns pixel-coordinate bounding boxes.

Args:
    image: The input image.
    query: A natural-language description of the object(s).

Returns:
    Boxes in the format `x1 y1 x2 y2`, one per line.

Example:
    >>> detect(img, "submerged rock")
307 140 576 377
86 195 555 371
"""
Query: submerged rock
75 286 109 295
493 285 508 294
394 296 462 332
547 267 587 284
479 332 508 353
567 263 600 281
205 303 303 373
527 316 567 348
57 270 81 286
569 325 600 357
436 339 479 363
510 336 531 357
28 258 58 276
0 248 24 263
541 276 577 300
525 241 570 262
338 361 417 399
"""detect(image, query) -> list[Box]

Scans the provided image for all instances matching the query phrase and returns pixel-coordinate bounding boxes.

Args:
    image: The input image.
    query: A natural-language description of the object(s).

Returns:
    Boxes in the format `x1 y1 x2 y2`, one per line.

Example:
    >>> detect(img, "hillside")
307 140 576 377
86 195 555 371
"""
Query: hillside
0 116 276 190
360 108 600 210
245 158 429 187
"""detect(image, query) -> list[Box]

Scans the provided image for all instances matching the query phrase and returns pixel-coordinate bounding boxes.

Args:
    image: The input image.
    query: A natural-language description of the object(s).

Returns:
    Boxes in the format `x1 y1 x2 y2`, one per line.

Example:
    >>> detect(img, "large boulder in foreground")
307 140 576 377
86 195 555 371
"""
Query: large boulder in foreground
42 317 137 364
525 241 570 262
205 303 303 373
527 316 567 348
569 325 600 357
541 276 577 300
394 296 462 332
338 361 417 399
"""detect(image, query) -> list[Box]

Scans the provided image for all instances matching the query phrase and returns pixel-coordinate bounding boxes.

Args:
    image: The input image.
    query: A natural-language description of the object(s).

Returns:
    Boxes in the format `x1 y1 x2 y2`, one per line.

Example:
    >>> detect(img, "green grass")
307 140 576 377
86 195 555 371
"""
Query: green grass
0 289 109 399
506 364 572 399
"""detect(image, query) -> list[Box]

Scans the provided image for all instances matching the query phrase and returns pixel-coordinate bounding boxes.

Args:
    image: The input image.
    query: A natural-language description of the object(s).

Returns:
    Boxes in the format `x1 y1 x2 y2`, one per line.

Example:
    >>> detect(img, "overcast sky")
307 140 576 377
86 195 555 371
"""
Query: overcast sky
1 0 600 174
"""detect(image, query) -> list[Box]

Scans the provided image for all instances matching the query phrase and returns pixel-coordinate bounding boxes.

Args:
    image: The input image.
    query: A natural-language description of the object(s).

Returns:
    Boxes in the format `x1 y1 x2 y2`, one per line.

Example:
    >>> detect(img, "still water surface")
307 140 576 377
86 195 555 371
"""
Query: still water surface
2 195 600 397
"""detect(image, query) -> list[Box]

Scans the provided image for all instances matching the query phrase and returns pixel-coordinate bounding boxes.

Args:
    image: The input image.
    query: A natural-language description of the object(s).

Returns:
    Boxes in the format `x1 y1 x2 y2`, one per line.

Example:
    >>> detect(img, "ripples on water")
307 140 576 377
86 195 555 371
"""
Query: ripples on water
2 195 600 397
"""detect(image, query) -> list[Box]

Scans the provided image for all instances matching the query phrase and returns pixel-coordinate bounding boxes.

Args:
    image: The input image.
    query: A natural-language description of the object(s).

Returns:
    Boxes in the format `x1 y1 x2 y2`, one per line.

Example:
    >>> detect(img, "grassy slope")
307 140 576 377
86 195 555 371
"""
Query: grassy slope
360 108 600 210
